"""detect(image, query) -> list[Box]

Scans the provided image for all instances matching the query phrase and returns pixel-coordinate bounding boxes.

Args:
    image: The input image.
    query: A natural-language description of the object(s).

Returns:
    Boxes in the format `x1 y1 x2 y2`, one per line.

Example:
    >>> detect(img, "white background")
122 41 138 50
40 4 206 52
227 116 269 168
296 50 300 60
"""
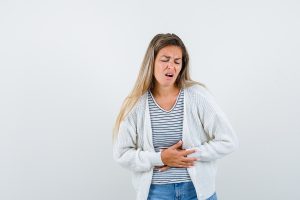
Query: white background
1 0 299 199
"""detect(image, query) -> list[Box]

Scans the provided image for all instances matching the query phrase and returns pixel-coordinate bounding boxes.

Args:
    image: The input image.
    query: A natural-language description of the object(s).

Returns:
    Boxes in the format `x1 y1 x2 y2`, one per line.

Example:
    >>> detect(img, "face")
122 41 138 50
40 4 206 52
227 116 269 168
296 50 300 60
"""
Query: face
153 45 182 88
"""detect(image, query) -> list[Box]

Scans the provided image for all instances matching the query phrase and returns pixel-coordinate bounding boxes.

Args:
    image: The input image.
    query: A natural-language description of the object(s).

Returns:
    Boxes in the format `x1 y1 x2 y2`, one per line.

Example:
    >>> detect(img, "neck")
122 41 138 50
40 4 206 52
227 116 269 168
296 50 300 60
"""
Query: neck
152 84 180 98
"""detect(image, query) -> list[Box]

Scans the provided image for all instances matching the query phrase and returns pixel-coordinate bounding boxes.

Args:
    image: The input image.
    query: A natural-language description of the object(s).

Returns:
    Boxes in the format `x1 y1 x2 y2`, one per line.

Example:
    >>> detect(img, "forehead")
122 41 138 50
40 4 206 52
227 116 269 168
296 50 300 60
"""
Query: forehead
157 45 182 58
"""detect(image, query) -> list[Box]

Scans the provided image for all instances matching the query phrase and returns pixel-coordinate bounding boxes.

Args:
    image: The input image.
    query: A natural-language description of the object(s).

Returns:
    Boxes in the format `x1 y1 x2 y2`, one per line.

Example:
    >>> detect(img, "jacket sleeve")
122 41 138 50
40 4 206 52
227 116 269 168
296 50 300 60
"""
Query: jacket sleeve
192 88 239 162
113 112 164 172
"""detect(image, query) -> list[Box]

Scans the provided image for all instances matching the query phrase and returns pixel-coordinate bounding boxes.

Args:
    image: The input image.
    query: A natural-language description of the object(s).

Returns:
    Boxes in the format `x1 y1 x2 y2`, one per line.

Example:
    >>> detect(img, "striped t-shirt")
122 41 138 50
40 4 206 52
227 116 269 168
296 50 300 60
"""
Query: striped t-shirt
148 89 191 184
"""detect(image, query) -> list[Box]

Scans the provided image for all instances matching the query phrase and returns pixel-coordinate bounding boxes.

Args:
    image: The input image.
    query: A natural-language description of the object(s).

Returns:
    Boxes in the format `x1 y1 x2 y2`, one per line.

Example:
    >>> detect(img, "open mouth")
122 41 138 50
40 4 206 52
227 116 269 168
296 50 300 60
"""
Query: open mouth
165 73 174 78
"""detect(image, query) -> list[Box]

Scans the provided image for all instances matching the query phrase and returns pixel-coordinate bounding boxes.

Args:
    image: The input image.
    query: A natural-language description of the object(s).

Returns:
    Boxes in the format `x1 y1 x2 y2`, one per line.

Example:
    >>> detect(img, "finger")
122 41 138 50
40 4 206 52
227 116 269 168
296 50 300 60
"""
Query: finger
155 164 167 169
176 164 193 168
180 160 195 166
182 157 199 163
180 149 197 156
170 140 182 150
159 166 170 172
172 160 193 168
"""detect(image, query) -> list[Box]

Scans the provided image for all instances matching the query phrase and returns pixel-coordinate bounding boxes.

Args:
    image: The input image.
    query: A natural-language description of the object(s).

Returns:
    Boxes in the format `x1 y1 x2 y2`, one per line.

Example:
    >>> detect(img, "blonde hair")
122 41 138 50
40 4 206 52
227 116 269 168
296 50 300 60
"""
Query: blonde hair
112 33 205 139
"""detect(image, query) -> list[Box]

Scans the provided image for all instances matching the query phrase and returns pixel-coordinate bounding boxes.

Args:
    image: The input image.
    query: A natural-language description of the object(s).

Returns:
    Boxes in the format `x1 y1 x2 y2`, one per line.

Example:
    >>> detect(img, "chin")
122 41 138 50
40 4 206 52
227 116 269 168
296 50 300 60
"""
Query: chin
161 82 176 87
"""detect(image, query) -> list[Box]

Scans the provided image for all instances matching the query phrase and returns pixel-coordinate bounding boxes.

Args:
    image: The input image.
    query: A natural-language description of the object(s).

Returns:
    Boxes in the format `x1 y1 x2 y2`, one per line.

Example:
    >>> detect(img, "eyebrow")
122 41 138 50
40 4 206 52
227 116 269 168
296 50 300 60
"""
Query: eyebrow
161 55 182 60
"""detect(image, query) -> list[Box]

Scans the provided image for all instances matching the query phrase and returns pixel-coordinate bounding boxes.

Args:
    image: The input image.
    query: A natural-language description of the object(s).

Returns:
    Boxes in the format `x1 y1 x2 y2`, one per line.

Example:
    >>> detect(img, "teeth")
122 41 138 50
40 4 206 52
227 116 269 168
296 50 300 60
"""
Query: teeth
165 73 173 77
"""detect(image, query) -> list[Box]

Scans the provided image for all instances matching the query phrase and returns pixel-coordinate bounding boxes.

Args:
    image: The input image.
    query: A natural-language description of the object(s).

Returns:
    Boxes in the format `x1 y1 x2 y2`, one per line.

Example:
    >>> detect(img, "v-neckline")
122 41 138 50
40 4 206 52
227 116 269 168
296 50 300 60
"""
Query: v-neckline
149 89 182 113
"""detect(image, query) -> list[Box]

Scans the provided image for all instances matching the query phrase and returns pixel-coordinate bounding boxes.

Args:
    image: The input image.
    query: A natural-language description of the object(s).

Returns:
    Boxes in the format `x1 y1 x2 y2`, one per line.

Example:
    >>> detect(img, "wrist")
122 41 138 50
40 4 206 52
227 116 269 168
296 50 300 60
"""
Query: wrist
160 149 167 165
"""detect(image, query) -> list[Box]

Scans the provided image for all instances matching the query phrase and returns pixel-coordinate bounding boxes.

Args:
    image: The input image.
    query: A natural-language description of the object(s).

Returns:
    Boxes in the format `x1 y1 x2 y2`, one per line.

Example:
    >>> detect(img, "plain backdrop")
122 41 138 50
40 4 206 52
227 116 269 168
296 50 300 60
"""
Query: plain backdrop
1 0 299 199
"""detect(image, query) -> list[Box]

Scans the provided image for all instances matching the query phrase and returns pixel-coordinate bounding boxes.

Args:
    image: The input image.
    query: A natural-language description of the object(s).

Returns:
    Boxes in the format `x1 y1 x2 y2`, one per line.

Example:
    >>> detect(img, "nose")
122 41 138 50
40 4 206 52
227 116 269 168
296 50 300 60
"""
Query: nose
167 60 175 69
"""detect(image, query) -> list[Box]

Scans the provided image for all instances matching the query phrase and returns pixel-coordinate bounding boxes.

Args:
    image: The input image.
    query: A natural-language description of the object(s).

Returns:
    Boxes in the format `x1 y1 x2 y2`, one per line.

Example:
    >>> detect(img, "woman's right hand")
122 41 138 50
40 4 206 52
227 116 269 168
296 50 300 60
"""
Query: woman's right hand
160 140 198 168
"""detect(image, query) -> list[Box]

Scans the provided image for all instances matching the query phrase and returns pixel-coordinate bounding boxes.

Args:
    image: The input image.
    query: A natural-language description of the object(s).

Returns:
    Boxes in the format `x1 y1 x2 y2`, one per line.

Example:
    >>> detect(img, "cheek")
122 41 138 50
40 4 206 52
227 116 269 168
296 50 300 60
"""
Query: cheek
176 66 182 74
154 63 164 75
153 69 160 80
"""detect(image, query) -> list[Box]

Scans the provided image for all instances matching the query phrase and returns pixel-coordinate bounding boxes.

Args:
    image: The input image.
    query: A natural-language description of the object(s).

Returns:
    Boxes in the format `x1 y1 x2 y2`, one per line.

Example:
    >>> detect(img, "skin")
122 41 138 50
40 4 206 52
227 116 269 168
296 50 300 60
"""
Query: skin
151 45 199 172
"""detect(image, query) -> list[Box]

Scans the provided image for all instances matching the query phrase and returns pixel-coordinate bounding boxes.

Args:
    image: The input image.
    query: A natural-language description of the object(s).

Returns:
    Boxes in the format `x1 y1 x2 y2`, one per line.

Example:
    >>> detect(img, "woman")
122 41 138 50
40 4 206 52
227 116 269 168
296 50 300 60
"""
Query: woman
113 33 238 200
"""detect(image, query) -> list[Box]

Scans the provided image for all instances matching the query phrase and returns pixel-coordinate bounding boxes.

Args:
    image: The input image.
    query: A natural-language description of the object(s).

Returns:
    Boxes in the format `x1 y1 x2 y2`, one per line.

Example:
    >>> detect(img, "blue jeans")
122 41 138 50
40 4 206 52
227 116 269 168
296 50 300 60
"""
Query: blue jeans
147 181 217 200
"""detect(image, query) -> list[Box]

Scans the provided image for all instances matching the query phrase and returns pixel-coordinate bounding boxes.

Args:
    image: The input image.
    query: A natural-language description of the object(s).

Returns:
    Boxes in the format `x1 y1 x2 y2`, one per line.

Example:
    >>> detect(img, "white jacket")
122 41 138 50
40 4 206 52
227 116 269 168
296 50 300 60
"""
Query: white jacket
113 84 239 200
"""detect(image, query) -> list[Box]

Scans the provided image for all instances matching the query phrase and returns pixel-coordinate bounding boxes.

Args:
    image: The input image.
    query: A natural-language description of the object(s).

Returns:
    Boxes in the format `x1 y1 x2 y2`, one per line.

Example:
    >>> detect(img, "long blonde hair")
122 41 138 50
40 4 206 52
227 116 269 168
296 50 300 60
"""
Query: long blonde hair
113 33 205 139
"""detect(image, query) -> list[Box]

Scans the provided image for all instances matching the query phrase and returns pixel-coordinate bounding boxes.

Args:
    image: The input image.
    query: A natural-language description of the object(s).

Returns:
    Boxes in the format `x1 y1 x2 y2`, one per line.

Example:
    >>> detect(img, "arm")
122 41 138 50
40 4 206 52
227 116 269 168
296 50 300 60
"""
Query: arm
113 113 164 172
192 88 239 162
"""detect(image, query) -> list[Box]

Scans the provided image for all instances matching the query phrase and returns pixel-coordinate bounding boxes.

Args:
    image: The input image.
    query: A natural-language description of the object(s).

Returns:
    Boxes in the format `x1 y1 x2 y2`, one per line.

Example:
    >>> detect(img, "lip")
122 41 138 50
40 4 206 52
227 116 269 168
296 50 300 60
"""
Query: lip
165 72 174 78
165 72 174 75
165 75 173 80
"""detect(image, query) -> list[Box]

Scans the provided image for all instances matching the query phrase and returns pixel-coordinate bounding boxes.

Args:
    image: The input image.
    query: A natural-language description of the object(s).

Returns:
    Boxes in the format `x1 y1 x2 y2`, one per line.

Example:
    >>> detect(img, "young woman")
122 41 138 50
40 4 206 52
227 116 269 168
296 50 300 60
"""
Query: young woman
113 33 238 200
